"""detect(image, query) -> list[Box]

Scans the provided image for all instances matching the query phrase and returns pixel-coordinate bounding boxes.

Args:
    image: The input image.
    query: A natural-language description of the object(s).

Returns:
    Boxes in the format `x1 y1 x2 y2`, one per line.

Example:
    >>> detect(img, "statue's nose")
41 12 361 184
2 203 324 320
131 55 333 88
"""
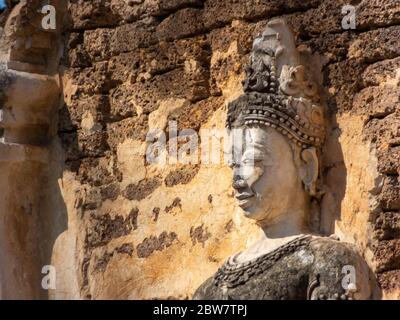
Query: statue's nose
232 177 248 190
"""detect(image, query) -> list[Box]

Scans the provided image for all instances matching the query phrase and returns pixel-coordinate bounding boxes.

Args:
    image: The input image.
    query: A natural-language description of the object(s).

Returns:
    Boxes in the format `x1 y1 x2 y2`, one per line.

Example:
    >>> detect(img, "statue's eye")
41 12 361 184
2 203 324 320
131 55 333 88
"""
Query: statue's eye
227 160 236 168
242 158 262 166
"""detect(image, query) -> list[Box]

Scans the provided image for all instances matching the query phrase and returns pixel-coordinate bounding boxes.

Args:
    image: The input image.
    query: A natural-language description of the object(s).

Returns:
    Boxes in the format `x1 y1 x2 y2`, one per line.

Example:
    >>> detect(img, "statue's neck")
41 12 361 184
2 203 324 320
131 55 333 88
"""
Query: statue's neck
234 209 311 264
235 191 313 263
259 211 310 239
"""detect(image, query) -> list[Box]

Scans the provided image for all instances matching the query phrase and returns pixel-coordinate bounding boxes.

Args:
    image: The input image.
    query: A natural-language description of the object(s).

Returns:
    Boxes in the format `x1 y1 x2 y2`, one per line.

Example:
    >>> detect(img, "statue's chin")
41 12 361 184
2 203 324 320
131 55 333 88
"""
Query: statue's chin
239 199 264 220
239 198 272 222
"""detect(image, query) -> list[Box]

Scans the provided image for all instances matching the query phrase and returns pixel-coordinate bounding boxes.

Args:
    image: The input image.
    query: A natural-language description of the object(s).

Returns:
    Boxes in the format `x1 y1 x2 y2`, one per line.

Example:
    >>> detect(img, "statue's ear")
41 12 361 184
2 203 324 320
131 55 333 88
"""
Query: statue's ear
300 147 319 196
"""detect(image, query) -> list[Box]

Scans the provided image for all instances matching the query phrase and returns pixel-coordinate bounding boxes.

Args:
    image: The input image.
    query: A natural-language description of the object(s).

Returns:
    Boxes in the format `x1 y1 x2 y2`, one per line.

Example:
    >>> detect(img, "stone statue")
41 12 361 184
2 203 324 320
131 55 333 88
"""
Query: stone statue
194 19 372 300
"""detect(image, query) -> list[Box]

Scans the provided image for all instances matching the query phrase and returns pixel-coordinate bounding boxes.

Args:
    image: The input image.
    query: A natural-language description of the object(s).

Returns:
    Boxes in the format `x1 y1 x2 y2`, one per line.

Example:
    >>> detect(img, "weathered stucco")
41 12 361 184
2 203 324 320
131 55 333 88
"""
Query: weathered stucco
0 0 399 299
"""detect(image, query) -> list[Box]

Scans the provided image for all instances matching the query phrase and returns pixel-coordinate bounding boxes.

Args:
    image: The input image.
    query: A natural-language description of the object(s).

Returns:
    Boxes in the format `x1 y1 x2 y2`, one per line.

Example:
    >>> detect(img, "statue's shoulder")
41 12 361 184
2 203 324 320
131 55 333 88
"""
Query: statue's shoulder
310 235 362 261
307 235 372 300
192 276 221 300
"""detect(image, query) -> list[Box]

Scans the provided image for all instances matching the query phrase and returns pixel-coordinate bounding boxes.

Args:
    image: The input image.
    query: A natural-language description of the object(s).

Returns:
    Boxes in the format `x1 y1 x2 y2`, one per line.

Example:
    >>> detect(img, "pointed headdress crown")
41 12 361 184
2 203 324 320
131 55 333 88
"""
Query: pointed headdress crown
226 19 326 149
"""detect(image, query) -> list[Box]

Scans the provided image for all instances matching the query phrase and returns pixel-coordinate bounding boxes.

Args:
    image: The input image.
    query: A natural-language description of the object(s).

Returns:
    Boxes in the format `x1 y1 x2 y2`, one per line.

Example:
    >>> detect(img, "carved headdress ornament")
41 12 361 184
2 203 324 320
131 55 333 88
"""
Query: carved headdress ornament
226 19 326 149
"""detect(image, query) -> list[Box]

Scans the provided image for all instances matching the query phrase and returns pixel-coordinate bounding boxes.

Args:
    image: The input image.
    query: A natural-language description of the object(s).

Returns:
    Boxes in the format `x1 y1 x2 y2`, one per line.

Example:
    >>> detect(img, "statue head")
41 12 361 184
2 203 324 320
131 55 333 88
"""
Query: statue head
226 19 326 226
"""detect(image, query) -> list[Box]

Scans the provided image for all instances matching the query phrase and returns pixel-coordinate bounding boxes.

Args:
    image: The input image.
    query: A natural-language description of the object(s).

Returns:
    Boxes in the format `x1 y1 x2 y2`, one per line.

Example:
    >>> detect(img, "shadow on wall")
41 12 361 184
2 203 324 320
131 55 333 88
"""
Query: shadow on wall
321 87 381 300
321 112 347 236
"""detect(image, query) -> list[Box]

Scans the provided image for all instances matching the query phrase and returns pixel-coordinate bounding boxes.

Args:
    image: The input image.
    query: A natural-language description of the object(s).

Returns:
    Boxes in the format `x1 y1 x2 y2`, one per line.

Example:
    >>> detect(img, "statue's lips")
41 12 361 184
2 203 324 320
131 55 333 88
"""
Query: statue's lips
235 193 255 208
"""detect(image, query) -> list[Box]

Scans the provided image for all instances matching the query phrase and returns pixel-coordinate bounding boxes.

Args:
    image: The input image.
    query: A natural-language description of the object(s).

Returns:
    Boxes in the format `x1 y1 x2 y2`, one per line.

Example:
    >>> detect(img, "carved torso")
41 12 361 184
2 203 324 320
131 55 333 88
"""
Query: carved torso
194 236 371 300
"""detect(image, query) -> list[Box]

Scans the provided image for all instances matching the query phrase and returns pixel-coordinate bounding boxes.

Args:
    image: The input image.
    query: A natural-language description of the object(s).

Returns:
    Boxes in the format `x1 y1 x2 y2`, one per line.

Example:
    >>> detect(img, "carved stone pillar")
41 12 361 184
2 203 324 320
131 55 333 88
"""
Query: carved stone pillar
0 0 66 299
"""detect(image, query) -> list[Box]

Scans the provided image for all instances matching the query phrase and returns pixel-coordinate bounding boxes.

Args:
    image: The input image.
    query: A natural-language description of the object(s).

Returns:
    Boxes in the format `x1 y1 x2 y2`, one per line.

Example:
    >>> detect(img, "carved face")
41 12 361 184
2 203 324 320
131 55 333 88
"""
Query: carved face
229 126 305 223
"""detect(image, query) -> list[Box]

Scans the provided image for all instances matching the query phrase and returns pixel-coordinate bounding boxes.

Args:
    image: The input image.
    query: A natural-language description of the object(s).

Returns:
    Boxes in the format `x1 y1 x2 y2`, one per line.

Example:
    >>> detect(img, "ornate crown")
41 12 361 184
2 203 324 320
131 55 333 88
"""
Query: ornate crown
226 19 326 149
